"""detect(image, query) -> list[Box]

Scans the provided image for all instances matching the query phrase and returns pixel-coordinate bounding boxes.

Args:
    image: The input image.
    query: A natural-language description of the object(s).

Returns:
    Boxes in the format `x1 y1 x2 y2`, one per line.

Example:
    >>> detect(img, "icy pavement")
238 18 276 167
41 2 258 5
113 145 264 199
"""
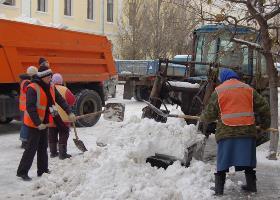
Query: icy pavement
204 135 280 200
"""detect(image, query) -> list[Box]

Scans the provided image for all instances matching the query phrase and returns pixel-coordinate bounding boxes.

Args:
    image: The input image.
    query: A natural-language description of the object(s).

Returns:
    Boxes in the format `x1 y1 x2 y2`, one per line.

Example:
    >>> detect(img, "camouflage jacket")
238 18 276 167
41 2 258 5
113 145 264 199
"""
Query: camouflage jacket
200 89 271 142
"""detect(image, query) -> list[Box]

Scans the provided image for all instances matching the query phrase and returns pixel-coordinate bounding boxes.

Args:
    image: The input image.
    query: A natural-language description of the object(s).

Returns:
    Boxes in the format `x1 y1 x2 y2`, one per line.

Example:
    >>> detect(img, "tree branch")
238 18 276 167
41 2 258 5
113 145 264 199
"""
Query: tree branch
226 0 247 4
265 7 280 20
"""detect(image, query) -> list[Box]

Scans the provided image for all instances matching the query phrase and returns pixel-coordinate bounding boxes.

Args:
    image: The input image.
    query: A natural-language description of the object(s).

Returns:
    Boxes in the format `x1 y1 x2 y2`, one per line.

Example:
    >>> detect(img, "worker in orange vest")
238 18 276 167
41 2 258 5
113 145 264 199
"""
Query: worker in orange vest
17 58 76 181
19 66 38 149
200 68 271 195
49 73 76 159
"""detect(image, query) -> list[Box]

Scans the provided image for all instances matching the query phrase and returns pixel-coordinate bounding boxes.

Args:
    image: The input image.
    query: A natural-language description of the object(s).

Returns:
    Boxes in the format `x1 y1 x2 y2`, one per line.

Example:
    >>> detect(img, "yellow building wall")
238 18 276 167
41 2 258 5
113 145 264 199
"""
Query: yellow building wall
31 0 54 24
0 0 120 56
0 0 119 35
0 1 21 19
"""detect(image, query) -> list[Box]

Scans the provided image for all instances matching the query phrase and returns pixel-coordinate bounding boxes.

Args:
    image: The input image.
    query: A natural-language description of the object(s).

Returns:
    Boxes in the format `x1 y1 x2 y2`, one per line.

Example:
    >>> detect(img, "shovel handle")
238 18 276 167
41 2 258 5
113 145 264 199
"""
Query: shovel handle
168 114 278 133
72 122 79 140
168 114 200 120
256 126 278 133
76 110 105 120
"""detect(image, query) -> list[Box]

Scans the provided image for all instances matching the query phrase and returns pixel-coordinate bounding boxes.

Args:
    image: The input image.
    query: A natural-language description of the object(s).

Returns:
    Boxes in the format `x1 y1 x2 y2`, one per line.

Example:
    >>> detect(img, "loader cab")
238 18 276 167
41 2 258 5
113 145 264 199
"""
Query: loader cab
191 24 268 89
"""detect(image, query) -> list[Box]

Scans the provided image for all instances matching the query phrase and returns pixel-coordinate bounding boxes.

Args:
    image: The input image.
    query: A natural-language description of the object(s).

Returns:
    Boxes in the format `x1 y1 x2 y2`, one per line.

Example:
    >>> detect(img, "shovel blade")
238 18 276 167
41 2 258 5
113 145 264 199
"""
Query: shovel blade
73 138 88 152
103 103 125 122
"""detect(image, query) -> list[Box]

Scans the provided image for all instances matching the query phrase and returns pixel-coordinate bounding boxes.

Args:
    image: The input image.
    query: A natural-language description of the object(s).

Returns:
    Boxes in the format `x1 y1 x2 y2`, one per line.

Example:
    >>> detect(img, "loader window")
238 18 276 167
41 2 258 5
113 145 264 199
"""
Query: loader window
194 34 217 76
218 36 250 75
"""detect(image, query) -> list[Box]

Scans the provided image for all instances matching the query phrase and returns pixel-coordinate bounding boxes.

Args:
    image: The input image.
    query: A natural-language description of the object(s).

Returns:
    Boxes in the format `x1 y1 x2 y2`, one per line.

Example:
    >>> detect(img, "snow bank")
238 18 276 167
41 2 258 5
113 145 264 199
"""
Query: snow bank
167 81 200 88
31 116 213 200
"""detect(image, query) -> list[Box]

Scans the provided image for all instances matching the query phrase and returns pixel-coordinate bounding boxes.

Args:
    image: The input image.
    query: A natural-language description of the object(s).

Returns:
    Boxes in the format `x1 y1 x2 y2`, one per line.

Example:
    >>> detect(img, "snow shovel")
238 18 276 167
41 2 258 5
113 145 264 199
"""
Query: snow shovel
72 122 88 152
76 103 125 122
142 100 278 133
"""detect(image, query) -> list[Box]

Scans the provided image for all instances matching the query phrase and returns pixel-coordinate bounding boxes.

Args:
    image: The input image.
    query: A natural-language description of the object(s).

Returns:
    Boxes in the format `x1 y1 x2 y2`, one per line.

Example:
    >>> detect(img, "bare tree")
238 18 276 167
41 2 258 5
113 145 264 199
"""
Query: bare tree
117 0 199 59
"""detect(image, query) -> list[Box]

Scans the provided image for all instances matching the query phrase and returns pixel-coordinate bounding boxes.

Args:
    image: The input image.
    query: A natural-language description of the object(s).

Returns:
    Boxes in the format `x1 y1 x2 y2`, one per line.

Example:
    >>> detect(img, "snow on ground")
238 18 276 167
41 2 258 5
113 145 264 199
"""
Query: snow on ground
0 85 215 200
0 85 279 200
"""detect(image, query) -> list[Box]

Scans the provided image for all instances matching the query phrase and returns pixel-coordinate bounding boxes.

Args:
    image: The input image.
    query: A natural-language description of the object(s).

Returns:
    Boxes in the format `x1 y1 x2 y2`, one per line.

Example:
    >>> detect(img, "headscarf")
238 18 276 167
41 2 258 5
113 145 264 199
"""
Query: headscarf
219 68 239 83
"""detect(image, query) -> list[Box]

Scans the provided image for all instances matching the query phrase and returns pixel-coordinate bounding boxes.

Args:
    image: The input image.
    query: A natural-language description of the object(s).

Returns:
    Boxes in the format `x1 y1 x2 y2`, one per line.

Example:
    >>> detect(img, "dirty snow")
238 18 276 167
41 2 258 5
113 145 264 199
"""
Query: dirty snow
0 85 215 200
167 81 200 88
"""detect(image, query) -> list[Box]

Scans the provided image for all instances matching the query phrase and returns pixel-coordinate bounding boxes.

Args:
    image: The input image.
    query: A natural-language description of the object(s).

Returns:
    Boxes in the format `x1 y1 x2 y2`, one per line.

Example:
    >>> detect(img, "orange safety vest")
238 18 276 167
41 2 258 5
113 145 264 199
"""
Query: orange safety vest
215 79 255 126
49 85 70 127
19 80 30 111
24 83 55 128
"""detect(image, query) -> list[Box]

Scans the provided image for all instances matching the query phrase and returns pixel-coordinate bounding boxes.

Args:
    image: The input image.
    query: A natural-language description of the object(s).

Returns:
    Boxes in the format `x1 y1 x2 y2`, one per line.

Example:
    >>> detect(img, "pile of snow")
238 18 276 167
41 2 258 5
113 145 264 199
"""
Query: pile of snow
167 81 200 88
15 15 43 25
30 116 213 200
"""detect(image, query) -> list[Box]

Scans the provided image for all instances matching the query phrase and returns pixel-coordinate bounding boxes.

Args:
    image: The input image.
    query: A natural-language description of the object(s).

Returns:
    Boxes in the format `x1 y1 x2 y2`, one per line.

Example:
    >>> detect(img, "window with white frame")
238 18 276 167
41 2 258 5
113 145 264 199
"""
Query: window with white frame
64 0 72 16
2 0 15 6
87 0 94 20
107 0 113 22
37 0 47 12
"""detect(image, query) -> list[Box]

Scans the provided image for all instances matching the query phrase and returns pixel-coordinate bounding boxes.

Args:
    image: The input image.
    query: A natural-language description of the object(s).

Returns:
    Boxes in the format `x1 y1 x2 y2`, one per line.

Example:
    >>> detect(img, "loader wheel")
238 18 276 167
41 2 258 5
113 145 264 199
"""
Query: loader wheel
0 117 13 124
73 90 102 127
134 86 150 101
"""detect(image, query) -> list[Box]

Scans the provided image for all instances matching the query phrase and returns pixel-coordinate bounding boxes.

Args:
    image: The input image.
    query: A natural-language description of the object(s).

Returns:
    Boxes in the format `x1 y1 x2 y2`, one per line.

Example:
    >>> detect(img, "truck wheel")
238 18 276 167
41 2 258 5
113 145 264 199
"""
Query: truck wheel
0 117 13 124
73 90 102 127
134 86 150 101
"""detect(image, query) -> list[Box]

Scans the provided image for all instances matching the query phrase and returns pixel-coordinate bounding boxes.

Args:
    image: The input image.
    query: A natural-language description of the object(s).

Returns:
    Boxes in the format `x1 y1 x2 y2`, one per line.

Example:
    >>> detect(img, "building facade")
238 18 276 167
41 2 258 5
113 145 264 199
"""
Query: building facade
0 0 122 55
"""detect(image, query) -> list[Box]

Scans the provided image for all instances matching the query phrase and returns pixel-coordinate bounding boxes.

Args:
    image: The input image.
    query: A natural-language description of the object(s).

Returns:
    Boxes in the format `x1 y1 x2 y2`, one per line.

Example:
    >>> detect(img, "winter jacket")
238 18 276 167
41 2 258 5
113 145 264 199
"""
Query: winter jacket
200 88 271 142
26 80 71 127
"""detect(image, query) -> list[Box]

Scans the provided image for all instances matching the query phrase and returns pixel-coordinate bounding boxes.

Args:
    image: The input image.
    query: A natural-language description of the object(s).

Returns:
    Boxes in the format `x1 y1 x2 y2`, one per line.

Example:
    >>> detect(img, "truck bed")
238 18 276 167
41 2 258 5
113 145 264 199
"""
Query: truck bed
0 19 116 84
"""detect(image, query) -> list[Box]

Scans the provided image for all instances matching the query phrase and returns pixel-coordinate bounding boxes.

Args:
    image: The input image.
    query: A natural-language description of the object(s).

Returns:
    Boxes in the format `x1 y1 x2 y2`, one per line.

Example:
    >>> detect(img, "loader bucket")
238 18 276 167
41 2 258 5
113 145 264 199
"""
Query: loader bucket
146 137 206 169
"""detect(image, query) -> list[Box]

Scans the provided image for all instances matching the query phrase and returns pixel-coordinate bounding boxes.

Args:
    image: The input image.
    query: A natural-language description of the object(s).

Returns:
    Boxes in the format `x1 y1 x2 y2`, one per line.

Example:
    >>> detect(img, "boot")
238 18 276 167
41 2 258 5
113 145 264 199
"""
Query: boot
213 173 226 195
49 143 58 158
59 144 72 160
37 169 51 177
241 170 257 192
17 173 32 181
21 141 27 149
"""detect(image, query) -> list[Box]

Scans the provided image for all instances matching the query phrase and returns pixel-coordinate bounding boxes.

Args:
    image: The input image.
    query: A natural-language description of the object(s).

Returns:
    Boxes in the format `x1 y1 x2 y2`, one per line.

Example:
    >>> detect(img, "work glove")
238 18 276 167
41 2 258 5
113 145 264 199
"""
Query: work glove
38 124 47 130
68 113 76 122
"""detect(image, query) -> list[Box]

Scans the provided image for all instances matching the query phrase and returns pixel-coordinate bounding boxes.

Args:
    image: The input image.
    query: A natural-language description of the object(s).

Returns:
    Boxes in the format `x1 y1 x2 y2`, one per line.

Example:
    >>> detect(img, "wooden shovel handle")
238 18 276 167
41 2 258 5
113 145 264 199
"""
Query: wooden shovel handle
168 114 278 133
75 110 105 120
256 126 278 133
72 122 79 140
168 114 200 120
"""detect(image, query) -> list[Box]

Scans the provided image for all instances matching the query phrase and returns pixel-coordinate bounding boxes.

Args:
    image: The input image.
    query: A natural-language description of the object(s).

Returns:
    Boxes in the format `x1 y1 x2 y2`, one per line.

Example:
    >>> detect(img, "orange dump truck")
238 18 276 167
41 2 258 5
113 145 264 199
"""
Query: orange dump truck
0 19 116 127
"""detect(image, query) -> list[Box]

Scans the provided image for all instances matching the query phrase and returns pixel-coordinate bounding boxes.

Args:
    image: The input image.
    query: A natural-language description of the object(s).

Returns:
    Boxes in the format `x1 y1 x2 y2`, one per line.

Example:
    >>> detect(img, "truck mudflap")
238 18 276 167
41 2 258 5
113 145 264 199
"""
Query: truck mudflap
146 137 206 169
0 94 19 121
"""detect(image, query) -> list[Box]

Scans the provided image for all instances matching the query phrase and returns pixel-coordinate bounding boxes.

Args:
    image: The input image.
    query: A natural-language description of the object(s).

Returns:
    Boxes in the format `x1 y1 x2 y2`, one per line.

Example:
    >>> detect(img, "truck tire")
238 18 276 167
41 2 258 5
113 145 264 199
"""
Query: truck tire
0 117 13 124
73 90 102 127
134 86 150 101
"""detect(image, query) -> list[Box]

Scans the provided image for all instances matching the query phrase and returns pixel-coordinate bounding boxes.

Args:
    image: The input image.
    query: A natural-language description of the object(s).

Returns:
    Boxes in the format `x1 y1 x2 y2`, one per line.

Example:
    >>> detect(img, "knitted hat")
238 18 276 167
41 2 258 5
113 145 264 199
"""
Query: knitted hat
219 68 239 83
52 73 63 85
38 57 48 67
37 65 52 78
26 66 38 76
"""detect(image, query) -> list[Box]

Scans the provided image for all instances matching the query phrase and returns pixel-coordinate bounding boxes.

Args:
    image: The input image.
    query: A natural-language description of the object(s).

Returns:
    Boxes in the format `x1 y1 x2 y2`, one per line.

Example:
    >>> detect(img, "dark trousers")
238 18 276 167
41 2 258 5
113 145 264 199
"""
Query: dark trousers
19 111 28 141
17 127 48 176
48 127 69 145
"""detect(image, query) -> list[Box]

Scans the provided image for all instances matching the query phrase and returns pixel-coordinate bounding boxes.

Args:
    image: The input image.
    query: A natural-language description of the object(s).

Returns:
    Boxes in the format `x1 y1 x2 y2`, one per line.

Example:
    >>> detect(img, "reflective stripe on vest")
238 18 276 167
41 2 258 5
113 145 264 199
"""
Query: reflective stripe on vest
24 83 55 128
19 80 30 111
49 85 69 127
215 79 255 126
